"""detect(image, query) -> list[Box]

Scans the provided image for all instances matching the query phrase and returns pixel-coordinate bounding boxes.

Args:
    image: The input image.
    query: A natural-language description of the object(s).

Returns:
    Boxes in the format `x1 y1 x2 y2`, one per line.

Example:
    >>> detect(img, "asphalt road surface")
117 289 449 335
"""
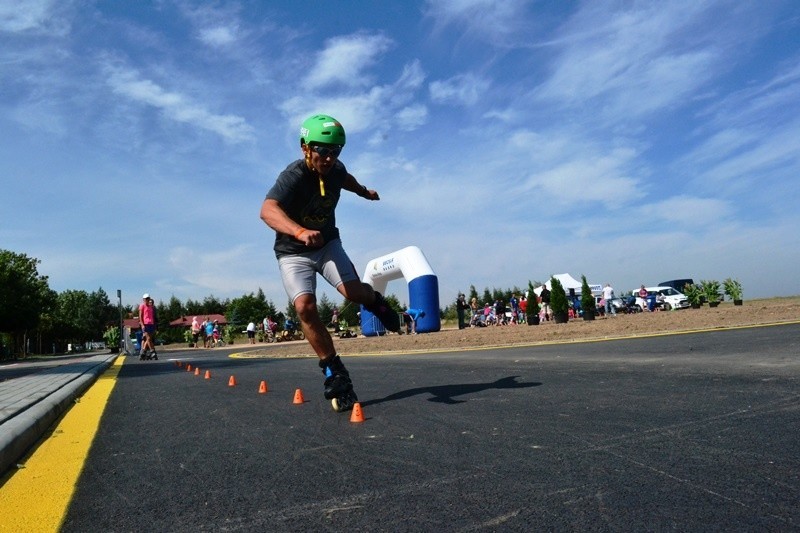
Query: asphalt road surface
17 325 800 530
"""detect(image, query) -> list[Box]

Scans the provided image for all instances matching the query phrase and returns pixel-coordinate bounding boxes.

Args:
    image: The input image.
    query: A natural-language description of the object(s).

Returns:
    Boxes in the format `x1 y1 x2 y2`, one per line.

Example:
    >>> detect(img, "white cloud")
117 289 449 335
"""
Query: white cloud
304 33 394 90
429 73 490 106
503 130 646 207
104 63 255 143
395 105 428 131
281 60 427 140
199 25 238 47
167 245 278 298
423 0 532 46
536 2 721 118
641 196 731 226
0 0 65 34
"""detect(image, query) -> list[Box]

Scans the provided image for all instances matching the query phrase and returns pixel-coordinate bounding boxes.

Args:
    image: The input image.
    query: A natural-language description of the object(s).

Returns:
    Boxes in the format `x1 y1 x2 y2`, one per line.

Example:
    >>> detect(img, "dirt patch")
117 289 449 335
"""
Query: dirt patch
232 297 800 359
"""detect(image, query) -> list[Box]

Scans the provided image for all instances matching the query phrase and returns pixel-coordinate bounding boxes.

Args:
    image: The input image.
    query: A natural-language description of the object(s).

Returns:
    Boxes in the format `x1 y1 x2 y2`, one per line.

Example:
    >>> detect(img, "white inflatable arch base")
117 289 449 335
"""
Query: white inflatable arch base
360 246 440 336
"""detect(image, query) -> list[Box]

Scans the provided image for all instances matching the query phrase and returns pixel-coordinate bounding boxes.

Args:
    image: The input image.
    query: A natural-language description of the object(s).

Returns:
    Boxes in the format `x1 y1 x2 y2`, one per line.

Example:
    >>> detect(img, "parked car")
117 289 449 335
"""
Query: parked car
634 286 690 311
658 279 694 293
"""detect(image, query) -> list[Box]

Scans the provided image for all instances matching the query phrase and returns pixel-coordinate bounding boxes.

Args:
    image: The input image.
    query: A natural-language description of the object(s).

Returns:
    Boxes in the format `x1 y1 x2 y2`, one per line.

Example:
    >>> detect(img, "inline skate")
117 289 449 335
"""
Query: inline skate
320 355 358 412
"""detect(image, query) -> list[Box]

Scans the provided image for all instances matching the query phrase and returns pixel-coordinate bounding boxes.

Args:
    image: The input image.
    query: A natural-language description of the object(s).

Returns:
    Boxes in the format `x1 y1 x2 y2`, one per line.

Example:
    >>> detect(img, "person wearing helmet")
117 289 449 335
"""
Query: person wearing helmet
260 114 400 413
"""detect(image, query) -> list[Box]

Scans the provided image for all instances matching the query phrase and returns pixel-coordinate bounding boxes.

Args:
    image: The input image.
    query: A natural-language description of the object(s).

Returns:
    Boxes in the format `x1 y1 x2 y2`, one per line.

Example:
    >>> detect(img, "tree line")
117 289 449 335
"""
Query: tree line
2 248 540 357
0 249 389 357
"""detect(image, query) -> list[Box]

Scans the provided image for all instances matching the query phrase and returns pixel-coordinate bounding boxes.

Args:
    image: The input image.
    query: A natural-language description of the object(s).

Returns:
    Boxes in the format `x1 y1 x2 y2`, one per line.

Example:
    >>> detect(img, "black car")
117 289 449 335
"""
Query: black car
658 278 694 293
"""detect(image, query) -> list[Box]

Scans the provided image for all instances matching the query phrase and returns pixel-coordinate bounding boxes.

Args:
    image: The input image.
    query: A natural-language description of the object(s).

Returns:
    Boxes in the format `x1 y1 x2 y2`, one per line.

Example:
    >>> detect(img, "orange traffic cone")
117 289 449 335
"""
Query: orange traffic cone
204 370 211 380
186 364 192 372
293 388 305 404
228 375 237 387
350 402 365 423
194 367 200 376
258 381 268 394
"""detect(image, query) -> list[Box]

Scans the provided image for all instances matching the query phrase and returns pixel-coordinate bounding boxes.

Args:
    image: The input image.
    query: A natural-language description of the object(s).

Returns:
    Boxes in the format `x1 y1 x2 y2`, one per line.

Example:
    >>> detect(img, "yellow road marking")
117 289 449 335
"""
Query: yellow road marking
0 356 125 532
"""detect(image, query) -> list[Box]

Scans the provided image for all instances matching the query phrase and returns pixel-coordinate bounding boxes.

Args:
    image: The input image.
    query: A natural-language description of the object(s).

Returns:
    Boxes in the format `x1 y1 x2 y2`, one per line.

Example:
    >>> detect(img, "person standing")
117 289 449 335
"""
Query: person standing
191 316 202 348
246 320 256 344
603 283 617 317
456 294 469 330
138 294 158 360
638 285 650 312
331 306 340 333
204 317 214 348
259 114 400 412
509 294 520 325
265 316 278 342
540 286 551 321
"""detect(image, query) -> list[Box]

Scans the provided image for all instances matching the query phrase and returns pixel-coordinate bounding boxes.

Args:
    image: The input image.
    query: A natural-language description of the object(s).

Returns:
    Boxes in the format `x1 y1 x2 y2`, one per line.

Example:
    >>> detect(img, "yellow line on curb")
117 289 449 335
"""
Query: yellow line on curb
0 356 125 532
227 320 800 359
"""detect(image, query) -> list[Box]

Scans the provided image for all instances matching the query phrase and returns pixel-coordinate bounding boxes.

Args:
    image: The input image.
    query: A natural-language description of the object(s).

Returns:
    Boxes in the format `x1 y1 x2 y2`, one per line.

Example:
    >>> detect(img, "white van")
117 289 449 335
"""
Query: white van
634 286 690 311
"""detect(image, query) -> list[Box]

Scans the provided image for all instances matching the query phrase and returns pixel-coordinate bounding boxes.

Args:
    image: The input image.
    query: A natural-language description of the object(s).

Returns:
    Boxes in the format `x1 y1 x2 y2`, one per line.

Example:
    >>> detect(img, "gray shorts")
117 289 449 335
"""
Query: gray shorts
278 239 361 304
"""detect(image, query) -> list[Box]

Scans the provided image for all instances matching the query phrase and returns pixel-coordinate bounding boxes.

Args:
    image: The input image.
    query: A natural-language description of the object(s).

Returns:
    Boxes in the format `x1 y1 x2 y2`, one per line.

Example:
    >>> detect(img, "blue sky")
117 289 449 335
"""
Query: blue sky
2 0 799 309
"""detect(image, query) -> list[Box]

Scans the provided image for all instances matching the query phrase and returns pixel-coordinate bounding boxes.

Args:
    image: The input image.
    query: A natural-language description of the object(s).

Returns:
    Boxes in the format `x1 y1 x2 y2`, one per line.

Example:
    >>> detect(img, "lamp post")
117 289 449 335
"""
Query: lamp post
117 289 123 352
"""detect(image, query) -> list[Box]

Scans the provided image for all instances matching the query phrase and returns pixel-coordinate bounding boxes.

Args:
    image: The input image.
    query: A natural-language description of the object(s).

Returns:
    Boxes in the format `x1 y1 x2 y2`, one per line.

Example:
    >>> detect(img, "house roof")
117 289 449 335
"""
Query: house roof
169 314 228 327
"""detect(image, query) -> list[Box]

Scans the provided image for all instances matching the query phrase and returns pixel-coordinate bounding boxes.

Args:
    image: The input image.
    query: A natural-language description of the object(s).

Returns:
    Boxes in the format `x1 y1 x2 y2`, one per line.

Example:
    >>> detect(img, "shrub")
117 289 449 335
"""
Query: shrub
723 278 743 301
549 277 569 318
580 275 596 316
701 280 721 303
526 281 540 323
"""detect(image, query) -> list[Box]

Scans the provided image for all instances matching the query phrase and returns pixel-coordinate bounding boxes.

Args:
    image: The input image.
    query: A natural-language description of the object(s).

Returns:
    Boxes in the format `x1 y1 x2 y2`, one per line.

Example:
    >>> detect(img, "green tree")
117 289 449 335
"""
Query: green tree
549 276 569 320
481 288 492 306
338 299 359 328
580 275 596 318
52 290 94 347
166 295 185 323
526 281 540 323
0 249 56 355
228 291 270 326
88 288 117 336
185 298 204 316
317 293 335 326
201 295 226 315
468 285 478 304
284 298 298 324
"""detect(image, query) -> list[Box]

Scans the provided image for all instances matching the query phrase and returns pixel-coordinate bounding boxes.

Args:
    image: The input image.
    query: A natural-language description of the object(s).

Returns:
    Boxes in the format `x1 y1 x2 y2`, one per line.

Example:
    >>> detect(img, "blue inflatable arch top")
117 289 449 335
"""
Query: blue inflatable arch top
360 246 440 336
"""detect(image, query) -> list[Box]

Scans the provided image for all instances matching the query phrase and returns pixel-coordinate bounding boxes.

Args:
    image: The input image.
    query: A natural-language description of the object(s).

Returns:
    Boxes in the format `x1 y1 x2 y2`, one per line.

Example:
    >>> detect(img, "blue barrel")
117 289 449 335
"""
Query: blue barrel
360 274 441 336
408 274 441 333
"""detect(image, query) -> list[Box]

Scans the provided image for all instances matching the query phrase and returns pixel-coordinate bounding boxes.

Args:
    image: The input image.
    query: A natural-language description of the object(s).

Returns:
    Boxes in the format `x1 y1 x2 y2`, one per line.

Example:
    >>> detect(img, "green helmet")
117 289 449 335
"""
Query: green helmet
299 114 346 146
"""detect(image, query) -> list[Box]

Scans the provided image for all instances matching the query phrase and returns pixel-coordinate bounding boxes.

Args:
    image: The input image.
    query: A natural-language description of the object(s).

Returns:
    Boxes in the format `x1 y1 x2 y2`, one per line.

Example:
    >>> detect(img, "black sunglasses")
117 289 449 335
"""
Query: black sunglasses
309 144 342 158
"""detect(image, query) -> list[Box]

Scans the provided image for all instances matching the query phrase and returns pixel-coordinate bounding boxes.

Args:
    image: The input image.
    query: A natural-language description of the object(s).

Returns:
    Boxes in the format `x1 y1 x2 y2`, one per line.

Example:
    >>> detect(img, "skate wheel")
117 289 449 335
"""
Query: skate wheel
331 397 354 412
331 392 358 412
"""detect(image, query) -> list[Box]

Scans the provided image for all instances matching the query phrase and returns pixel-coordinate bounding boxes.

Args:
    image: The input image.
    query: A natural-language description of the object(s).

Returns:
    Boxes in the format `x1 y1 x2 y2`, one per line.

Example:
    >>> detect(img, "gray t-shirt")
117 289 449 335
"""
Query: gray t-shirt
265 159 347 257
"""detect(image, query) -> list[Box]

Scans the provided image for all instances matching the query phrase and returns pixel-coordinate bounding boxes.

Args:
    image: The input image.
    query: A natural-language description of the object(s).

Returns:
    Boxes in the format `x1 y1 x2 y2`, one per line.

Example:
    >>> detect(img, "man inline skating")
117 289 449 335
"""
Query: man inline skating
259 114 400 411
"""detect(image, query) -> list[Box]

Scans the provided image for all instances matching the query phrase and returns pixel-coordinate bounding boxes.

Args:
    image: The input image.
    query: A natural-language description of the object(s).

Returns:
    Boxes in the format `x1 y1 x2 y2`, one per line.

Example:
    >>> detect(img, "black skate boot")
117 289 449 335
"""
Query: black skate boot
364 291 401 333
319 355 358 412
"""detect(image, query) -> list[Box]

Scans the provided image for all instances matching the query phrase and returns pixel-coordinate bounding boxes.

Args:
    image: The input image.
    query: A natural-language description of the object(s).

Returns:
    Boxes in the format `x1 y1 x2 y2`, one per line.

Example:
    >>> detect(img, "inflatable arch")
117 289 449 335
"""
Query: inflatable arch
360 246 440 336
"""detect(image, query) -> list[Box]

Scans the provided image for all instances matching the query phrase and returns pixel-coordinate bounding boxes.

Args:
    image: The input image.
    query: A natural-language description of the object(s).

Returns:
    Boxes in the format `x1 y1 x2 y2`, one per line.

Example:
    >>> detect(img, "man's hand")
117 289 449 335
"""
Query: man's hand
296 228 324 247
363 188 380 201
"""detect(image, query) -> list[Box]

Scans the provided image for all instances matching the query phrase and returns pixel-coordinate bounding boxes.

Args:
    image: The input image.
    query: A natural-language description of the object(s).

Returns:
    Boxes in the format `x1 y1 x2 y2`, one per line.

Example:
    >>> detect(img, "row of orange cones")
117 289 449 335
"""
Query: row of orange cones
174 360 365 423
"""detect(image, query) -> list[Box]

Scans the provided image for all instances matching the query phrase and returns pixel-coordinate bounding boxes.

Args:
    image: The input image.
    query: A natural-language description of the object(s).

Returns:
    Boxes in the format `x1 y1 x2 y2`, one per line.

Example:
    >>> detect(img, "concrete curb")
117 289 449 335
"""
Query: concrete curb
0 353 118 476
